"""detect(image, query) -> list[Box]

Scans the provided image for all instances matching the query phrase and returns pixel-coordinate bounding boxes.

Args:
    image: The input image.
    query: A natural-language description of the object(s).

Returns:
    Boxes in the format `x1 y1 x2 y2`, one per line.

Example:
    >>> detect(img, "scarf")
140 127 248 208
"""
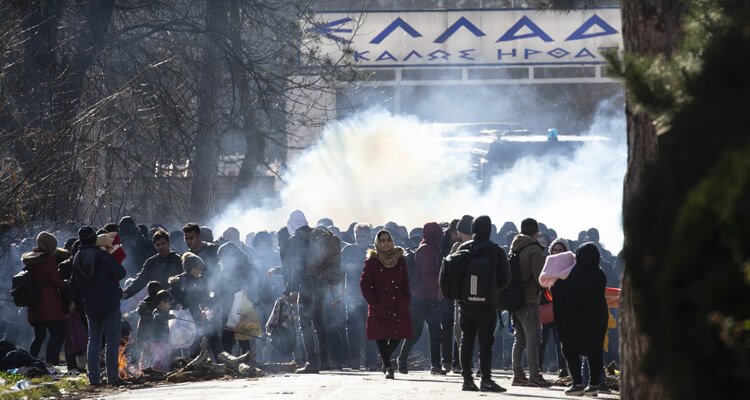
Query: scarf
370 230 404 268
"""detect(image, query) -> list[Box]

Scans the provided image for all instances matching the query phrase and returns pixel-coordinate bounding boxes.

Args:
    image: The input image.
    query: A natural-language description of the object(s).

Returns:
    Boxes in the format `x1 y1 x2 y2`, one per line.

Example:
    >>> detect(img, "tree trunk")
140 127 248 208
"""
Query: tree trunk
620 1 685 399
190 0 228 223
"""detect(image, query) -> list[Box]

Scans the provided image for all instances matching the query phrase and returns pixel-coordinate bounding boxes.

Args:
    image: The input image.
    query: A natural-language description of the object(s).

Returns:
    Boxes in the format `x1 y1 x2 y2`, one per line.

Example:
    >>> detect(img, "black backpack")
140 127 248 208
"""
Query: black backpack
460 243 497 306
11 269 43 307
498 242 541 311
439 241 487 300
305 227 343 285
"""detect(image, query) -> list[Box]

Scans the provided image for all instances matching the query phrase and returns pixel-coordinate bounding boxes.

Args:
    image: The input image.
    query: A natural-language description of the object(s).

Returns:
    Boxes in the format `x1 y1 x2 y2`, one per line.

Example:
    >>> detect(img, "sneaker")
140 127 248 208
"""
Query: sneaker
475 369 482 377
527 374 552 388
397 360 408 374
385 368 395 380
430 366 447 375
559 369 570 378
462 379 479 392
295 362 320 374
583 386 598 397
564 384 586 396
511 375 528 386
480 380 507 393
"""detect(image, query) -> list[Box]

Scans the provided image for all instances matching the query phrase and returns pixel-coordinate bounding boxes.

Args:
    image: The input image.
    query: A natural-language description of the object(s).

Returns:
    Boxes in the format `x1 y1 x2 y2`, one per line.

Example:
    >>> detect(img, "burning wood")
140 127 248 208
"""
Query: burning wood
118 336 141 380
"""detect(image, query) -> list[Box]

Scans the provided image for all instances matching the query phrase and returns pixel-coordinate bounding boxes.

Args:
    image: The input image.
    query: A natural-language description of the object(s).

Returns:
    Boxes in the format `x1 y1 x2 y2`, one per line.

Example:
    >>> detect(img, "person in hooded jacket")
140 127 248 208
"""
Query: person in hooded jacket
454 216 510 392
509 218 551 388
396 222 445 375
550 243 609 396
282 210 332 374
360 229 413 380
216 241 261 354
23 231 68 366
70 226 127 386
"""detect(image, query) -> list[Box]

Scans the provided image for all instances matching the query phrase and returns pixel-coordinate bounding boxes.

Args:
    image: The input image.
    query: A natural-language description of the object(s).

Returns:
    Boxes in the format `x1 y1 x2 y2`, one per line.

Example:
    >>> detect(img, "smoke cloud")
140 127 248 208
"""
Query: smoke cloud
213 100 626 252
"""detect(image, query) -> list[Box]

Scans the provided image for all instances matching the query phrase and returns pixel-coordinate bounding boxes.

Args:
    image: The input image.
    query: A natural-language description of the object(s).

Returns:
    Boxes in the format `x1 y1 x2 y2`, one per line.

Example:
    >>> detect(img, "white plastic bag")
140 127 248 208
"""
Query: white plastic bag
169 309 197 349
227 290 262 340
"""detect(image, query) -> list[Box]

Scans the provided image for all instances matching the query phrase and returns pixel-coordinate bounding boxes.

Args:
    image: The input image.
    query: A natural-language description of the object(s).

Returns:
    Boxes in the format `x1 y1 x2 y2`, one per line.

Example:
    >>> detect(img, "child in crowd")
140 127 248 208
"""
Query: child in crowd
136 281 162 369
144 290 174 371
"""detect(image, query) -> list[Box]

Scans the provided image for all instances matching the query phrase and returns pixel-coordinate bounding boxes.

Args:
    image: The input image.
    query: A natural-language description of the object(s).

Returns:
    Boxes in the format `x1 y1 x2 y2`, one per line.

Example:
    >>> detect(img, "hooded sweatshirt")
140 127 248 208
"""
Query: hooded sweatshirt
456 216 511 309
411 222 444 301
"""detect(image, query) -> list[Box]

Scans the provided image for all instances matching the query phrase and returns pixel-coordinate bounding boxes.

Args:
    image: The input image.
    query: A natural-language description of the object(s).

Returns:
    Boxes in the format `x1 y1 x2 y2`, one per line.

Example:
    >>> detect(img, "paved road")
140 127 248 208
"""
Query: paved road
102 370 620 400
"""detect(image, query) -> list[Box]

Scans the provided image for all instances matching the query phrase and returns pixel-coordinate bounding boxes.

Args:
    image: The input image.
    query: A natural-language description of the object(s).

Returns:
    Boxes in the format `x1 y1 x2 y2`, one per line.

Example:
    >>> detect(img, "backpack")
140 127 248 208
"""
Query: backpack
498 242 541 311
439 241 487 300
305 227 343 285
460 243 497 306
11 269 43 307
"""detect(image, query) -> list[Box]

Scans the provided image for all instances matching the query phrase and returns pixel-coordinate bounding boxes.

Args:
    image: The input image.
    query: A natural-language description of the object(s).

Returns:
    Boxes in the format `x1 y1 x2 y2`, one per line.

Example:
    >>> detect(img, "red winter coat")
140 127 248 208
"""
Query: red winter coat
22 250 66 323
360 255 413 340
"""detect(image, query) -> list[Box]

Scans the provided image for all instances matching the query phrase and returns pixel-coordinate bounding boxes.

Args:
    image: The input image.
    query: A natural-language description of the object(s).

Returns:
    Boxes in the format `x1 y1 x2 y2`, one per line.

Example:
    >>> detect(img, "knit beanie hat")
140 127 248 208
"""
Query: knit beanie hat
78 226 97 245
36 231 58 255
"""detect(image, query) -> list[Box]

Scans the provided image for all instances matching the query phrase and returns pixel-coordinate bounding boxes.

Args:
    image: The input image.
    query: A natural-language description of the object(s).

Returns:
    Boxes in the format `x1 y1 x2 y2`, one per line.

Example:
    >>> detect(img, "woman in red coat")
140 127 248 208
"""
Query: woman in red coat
23 231 67 365
360 229 413 379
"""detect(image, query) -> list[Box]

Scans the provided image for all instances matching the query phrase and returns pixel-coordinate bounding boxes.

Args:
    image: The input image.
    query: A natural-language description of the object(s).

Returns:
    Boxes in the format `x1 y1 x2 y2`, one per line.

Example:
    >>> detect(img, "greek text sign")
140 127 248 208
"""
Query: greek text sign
307 9 622 67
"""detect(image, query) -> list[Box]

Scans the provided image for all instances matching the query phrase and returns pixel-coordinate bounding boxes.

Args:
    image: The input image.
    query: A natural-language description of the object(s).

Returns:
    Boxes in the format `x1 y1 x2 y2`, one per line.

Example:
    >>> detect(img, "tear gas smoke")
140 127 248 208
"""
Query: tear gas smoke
213 104 626 252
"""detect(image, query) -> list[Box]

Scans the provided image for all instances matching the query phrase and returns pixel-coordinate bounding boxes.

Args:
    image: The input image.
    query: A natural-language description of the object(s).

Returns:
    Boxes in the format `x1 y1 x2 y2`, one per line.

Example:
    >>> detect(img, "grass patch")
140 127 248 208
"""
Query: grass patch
0 374 89 400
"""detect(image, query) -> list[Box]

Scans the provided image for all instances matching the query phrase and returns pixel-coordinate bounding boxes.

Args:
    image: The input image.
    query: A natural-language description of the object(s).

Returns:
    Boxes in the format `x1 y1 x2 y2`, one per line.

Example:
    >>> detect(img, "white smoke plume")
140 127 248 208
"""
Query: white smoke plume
212 103 626 252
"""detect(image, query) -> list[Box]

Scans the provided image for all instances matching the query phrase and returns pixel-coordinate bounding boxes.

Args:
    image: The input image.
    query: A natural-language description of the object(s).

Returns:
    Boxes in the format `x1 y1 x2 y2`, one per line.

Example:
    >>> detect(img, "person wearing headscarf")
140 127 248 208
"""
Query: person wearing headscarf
396 222 444 374
23 231 67 366
549 242 608 396
359 229 413 379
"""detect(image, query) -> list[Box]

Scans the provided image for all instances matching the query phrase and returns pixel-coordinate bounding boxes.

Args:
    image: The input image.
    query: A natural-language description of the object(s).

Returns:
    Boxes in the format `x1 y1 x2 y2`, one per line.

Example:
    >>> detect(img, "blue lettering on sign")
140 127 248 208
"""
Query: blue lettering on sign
434 16 486 44
497 16 553 43
497 49 517 60
428 50 450 61
566 15 618 41
547 48 571 59
370 17 422 44
575 47 596 58
524 48 542 59
403 50 423 61
308 17 353 44
354 51 370 62
458 49 476 60
376 50 398 61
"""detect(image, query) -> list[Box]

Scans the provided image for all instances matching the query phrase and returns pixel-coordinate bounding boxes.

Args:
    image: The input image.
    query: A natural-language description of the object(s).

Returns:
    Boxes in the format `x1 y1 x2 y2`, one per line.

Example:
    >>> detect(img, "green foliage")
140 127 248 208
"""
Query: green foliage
623 0 750 398
0 373 88 400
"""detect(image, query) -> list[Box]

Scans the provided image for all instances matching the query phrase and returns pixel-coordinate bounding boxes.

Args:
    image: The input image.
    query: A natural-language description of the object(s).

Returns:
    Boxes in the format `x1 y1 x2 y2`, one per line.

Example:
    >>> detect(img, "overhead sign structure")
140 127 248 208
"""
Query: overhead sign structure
306 9 622 67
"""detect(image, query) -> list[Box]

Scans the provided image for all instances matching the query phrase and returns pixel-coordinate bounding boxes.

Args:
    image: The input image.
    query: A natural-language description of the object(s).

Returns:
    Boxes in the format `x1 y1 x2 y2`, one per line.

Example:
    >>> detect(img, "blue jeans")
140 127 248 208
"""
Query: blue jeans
87 309 121 384
511 303 541 377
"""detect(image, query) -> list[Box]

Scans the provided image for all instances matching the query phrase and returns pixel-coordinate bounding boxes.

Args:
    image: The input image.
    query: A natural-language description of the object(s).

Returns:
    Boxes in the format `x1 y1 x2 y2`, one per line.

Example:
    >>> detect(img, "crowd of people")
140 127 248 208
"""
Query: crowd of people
0 212 622 395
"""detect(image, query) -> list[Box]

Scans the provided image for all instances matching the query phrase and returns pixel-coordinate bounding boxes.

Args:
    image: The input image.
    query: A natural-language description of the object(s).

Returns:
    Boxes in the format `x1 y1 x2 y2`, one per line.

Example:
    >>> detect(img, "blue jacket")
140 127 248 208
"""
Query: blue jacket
71 244 126 318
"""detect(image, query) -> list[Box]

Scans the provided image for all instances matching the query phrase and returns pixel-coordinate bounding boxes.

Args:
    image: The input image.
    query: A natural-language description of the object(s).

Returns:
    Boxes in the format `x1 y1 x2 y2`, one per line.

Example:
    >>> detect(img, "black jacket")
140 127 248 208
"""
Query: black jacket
456 216 511 310
281 226 313 294
70 245 126 318
123 252 183 299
